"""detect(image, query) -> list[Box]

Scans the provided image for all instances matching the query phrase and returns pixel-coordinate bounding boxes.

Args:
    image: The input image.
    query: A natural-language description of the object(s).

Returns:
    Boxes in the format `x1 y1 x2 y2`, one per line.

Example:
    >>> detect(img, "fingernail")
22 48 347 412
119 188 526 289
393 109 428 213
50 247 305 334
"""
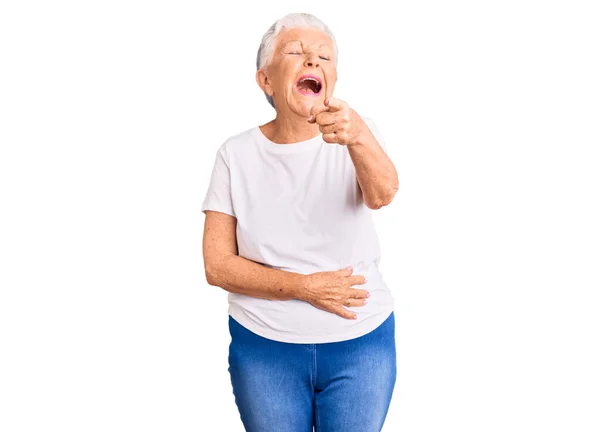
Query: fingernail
364 277 368 283
367 292 371 298
308 114 314 121
353 314 358 319
363 299 368 305
345 265 352 270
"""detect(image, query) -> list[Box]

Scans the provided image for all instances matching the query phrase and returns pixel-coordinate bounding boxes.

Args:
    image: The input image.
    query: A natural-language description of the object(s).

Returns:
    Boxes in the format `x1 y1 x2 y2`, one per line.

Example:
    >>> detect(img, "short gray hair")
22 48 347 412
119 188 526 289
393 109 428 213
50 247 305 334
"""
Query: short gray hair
256 13 338 109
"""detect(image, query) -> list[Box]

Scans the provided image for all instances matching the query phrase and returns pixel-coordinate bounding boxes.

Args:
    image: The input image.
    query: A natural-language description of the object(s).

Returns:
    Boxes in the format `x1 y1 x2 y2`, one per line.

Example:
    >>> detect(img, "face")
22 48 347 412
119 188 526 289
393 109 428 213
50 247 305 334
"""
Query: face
257 27 337 117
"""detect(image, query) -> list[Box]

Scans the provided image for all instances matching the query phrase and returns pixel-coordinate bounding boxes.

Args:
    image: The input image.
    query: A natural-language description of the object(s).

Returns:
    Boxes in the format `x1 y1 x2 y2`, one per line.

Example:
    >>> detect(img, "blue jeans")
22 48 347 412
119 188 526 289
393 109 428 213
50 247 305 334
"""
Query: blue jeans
227 311 397 432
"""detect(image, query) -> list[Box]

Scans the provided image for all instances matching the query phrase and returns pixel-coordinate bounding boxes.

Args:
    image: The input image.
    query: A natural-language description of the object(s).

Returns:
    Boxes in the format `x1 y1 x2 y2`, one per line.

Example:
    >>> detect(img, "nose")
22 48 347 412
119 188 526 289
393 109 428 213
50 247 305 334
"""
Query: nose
304 52 320 68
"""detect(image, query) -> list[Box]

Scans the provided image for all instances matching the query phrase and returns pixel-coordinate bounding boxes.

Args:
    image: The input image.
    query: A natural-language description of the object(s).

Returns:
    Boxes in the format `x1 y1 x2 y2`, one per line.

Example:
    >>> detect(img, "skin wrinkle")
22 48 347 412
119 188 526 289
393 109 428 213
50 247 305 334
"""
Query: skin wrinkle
203 25 398 320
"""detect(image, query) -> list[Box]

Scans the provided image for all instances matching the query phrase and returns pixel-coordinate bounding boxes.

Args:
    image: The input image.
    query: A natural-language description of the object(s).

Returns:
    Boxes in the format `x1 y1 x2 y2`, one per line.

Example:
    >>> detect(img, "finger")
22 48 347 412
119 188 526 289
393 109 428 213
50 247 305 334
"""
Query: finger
308 104 330 123
315 111 337 126
348 288 370 299
331 305 358 320
343 297 368 307
324 97 346 112
322 133 337 144
319 123 336 134
348 275 368 286
339 266 354 275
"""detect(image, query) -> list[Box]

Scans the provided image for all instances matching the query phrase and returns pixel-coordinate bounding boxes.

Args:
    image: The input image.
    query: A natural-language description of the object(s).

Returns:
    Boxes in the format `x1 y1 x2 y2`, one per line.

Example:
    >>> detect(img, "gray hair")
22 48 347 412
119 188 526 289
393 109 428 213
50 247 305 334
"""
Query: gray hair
256 13 338 109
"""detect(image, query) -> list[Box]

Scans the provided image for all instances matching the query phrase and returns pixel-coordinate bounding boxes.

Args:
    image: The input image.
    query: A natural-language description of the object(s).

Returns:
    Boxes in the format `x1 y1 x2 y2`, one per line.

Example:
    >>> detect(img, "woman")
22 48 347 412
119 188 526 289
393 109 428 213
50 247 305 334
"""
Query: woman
201 12 399 432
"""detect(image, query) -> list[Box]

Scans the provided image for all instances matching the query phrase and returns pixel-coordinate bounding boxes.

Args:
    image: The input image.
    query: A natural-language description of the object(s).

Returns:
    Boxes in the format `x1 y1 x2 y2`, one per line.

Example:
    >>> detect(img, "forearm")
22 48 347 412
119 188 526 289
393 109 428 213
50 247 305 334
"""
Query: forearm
206 254 307 301
347 128 399 208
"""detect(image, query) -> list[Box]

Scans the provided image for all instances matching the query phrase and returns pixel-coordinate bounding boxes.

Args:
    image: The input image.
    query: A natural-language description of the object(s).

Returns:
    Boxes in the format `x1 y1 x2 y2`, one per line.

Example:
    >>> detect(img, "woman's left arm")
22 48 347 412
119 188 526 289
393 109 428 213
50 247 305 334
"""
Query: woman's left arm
309 97 399 209
346 122 399 209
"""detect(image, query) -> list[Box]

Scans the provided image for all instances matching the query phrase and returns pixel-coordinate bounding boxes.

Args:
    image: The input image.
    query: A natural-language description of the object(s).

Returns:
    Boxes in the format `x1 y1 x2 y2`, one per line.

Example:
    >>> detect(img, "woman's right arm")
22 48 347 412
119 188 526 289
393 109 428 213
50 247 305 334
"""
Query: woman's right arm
202 210 370 319
202 210 306 300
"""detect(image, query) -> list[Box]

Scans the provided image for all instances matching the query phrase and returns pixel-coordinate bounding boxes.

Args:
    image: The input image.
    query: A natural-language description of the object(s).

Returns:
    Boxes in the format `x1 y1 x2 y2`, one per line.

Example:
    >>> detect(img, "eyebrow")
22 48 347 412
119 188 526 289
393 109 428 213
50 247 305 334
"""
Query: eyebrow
283 40 330 49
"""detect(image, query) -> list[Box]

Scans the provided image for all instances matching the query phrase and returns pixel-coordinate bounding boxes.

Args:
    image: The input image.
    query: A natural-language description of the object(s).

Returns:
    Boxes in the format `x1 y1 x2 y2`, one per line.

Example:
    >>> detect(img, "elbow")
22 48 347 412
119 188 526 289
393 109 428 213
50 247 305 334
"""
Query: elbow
365 196 388 210
366 199 384 210
205 268 216 286
204 254 234 287
204 262 220 286
382 182 399 206
205 274 216 287
368 201 390 210
367 185 399 210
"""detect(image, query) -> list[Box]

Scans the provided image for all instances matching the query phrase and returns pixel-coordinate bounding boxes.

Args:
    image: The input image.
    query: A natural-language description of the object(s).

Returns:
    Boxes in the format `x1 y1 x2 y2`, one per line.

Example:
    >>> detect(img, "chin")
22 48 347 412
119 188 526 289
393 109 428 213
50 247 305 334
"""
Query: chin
285 99 312 117
300 93 324 109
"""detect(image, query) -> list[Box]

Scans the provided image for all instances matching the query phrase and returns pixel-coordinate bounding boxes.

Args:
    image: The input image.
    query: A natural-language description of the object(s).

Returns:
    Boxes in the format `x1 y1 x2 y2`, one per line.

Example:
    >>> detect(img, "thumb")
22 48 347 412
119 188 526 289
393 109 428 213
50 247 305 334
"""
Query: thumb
340 265 353 274
308 103 330 123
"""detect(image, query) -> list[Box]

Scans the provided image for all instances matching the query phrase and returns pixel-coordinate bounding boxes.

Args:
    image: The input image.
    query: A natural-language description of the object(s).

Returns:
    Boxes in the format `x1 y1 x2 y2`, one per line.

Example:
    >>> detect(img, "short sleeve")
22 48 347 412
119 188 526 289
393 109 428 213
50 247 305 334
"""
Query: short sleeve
201 145 236 218
363 117 388 154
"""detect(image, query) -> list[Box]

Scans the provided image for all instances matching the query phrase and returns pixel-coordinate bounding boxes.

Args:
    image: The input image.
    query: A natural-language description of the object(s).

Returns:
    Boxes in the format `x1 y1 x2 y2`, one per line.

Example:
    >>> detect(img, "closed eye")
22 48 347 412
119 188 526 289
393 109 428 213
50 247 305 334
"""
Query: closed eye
319 56 330 61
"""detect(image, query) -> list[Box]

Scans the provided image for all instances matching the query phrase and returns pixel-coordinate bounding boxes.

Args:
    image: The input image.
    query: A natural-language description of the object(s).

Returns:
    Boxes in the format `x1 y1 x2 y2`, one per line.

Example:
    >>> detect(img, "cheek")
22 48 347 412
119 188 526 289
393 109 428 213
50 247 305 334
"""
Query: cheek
283 67 300 90
323 67 336 83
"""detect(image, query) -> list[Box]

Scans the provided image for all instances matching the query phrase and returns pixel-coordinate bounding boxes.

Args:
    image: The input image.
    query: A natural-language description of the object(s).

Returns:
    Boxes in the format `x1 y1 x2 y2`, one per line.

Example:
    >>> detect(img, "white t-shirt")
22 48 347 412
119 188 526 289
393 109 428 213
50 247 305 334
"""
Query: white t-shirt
201 116 395 343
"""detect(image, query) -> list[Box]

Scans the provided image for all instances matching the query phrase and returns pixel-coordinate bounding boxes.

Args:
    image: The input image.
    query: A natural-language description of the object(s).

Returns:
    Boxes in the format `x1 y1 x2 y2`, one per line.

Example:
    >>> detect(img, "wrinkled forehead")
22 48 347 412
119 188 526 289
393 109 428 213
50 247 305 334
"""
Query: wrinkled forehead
275 27 335 52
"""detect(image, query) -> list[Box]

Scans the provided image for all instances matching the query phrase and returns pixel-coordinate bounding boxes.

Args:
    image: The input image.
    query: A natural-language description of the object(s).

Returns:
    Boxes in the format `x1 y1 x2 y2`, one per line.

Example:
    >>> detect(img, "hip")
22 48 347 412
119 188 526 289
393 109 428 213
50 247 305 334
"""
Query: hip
227 287 395 344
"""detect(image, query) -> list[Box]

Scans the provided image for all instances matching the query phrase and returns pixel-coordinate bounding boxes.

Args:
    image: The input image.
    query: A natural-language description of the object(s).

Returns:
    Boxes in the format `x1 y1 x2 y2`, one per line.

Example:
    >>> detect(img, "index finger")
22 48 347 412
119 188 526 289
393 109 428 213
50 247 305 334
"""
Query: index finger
324 97 346 112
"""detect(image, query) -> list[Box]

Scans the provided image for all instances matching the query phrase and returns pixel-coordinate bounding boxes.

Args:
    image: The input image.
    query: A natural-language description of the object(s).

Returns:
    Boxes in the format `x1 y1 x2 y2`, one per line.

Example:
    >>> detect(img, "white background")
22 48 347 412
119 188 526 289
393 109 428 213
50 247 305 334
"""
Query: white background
1 0 599 431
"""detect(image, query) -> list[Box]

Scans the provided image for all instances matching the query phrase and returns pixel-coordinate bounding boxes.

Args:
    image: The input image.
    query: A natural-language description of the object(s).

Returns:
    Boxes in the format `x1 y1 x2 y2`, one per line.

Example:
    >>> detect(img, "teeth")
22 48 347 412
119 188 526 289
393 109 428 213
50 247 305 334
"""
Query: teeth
299 77 320 84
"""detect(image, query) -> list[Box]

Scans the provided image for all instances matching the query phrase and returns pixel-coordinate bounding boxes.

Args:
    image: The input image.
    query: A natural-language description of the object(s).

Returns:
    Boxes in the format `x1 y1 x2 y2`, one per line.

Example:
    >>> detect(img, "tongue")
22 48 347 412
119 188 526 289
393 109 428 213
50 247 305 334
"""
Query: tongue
298 82 315 93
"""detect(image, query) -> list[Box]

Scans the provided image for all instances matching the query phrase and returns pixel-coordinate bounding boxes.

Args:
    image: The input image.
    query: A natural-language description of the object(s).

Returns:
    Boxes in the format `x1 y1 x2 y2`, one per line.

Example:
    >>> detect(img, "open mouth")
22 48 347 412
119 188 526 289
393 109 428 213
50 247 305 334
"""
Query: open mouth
296 75 322 96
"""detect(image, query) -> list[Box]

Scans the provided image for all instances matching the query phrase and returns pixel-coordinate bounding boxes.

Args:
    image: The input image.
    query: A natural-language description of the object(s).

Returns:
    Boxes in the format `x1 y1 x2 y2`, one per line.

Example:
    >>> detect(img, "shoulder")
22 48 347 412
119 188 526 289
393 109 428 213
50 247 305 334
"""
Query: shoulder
214 125 258 161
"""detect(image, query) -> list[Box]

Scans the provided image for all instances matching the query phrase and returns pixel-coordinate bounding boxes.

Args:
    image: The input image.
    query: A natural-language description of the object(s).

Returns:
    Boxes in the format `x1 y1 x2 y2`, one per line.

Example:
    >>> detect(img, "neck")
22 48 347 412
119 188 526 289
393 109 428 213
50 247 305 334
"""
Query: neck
263 110 321 144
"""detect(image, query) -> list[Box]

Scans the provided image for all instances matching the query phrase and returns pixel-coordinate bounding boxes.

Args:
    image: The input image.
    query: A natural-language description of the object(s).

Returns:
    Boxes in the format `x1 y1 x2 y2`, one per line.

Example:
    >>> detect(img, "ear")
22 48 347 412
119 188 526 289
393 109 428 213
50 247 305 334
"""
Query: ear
256 69 273 96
